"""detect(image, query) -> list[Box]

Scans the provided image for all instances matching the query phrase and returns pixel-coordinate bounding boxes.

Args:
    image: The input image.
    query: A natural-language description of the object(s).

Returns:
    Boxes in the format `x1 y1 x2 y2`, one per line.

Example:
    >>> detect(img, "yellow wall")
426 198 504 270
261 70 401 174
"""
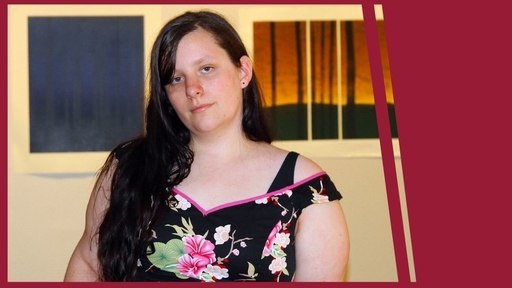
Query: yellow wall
8 4 411 282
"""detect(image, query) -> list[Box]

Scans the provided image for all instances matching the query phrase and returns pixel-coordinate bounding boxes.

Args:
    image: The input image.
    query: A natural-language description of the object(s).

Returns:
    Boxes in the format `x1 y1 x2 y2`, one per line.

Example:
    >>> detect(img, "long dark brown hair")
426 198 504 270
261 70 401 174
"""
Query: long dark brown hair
95 10 272 281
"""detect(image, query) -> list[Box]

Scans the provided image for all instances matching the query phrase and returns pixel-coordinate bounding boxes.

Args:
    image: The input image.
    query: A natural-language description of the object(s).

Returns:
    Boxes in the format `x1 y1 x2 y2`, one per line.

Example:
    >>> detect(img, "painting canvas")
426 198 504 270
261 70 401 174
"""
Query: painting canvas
253 19 397 140
28 16 145 153
9 5 161 173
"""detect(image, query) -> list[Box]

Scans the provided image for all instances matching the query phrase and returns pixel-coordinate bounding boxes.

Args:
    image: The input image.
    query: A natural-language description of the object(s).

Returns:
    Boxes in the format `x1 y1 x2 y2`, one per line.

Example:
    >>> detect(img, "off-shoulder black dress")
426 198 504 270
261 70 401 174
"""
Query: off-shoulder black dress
135 152 342 282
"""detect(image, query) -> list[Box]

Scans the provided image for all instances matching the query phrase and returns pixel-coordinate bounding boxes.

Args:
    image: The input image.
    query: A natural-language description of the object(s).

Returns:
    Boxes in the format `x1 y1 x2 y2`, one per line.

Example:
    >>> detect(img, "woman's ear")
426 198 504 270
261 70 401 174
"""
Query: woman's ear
239 55 253 89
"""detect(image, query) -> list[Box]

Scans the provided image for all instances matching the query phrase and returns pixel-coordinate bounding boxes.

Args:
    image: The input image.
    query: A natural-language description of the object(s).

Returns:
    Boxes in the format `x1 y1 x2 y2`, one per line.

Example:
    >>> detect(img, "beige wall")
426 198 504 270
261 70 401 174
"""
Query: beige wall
8 5 411 282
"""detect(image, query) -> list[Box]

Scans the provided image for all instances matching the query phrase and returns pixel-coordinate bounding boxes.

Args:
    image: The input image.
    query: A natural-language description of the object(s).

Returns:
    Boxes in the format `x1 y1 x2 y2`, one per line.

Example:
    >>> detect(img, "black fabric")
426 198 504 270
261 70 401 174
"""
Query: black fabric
267 151 299 193
120 149 343 282
135 172 342 282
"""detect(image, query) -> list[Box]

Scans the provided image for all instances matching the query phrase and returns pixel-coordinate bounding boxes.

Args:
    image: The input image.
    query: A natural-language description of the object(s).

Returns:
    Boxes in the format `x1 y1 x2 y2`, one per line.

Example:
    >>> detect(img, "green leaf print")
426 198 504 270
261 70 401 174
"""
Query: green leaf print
239 262 258 279
147 239 186 272
282 268 289 276
166 224 186 237
181 217 195 234
200 273 214 282
270 243 287 258
247 262 256 277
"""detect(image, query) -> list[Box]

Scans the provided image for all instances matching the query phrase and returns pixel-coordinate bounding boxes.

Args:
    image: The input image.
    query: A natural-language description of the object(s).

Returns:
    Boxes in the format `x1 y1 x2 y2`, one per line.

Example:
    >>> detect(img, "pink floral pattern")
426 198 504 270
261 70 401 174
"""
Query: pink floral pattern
261 214 295 280
177 254 205 278
262 220 282 257
182 235 216 266
138 173 341 282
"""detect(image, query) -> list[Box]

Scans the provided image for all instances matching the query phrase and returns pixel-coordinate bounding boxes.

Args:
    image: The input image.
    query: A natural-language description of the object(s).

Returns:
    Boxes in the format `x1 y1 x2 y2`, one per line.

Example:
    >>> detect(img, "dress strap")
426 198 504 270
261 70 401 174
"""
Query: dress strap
267 151 300 193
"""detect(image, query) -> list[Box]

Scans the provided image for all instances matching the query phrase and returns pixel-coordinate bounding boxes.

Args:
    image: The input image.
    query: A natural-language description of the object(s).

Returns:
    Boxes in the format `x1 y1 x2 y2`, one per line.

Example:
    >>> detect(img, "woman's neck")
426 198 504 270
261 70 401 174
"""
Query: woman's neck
189 130 259 161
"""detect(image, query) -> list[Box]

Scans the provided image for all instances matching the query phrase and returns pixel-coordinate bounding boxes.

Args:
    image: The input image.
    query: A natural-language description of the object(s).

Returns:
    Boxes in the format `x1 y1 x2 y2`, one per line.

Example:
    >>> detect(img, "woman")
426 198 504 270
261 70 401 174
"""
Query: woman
64 10 349 282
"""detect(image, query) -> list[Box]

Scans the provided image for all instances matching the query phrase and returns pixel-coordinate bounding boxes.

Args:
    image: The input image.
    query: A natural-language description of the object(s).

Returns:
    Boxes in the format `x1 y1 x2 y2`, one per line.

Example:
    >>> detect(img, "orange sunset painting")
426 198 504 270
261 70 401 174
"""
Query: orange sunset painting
253 20 396 140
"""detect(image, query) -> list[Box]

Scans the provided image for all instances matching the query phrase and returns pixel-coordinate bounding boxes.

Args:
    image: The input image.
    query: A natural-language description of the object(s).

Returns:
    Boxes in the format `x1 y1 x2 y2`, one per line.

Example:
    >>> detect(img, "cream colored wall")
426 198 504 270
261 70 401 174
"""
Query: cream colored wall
8 4 410 282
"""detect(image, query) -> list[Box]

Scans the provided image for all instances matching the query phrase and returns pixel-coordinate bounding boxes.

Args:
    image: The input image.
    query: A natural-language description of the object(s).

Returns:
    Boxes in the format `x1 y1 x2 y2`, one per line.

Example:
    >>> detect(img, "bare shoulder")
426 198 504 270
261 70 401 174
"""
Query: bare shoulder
294 153 324 182
263 144 324 183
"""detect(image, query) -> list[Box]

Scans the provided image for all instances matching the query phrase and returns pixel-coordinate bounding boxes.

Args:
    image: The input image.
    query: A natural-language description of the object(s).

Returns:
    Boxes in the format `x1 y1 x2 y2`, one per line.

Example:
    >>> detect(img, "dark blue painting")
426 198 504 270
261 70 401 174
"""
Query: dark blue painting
28 16 145 153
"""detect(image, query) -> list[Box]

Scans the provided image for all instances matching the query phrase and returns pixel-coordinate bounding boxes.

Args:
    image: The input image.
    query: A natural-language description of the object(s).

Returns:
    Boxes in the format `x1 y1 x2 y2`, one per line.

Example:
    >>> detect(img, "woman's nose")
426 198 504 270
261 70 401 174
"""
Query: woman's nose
185 78 203 99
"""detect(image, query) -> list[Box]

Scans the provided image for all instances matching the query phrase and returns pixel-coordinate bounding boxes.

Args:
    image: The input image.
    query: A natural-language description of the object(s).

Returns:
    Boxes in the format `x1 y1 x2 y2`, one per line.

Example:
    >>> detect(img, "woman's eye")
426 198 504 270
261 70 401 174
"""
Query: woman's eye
171 76 183 84
202 67 213 73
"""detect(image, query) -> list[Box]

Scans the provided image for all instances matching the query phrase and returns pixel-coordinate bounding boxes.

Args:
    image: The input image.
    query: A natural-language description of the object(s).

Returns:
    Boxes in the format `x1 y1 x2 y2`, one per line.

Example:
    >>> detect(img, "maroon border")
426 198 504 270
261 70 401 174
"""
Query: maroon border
362 3 410 283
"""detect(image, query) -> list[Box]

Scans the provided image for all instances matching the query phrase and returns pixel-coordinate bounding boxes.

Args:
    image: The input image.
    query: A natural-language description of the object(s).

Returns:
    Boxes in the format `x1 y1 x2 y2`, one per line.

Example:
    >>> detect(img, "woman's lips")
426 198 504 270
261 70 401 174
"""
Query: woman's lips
191 103 213 113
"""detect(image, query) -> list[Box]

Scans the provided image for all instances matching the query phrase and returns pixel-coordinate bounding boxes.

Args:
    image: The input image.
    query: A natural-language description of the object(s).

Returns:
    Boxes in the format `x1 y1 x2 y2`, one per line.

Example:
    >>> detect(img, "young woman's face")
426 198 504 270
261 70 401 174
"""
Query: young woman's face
165 28 252 138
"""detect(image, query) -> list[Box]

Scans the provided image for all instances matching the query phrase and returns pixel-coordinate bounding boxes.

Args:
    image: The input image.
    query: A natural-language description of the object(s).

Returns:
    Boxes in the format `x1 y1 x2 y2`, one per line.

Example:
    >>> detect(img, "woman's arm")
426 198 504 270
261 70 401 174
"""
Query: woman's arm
293 200 350 281
292 155 350 281
63 162 115 281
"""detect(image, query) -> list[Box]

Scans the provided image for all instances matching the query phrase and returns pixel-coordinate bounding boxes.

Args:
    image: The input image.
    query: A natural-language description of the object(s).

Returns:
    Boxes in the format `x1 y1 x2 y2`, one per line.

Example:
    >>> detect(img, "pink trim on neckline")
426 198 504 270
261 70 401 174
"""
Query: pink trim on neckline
172 171 327 216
